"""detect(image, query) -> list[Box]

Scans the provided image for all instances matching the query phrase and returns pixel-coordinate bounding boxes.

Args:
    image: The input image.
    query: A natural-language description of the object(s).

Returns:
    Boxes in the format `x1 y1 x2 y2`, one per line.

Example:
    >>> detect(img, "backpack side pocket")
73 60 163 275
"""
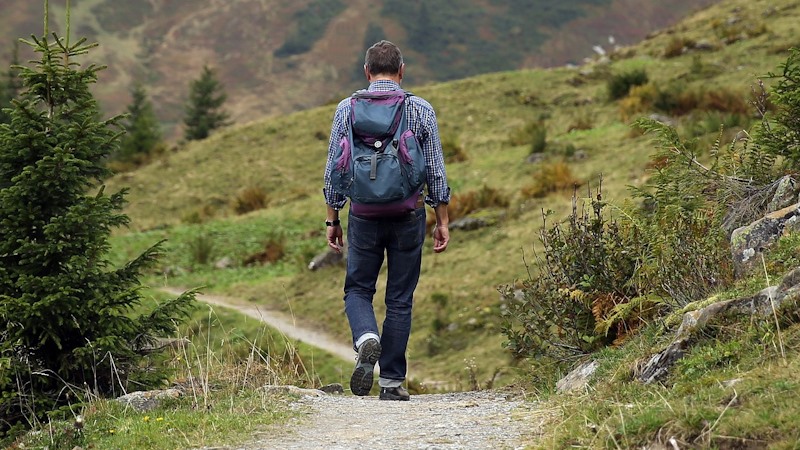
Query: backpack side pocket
330 136 352 195
398 129 426 191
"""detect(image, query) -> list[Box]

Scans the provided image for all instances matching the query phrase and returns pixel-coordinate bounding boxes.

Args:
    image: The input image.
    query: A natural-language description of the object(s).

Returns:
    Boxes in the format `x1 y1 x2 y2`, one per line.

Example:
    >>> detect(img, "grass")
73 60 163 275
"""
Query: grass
4 0 800 447
90 0 800 432
6 289 346 449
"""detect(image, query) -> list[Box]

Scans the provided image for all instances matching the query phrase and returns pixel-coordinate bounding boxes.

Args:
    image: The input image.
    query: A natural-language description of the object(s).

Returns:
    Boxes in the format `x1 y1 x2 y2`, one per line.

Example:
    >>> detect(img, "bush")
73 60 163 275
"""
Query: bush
757 47 800 169
441 133 468 163
429 184 509 231
501 189 646 360
663 36 695 58
232 186 269 215
522 161 581 198
508 120 547 154
607 69 649 101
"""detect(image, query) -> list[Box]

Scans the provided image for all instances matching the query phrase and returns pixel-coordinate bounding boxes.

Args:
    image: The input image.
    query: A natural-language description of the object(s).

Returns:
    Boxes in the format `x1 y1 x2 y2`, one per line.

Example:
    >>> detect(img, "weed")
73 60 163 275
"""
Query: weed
441 132 468 163
188 233 215 267
663 36 695 58
508 120 547 154
232 186 269 215
521 161 580 198
607 69 649 101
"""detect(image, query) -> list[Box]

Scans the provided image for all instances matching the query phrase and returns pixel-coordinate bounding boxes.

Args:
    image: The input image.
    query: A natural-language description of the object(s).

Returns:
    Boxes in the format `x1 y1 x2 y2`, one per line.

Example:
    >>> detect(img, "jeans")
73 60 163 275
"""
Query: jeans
344 207 426 382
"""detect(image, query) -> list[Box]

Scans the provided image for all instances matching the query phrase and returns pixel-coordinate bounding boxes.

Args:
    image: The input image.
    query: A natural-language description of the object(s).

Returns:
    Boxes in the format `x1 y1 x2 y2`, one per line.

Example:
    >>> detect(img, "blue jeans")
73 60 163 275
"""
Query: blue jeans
344 207 426 382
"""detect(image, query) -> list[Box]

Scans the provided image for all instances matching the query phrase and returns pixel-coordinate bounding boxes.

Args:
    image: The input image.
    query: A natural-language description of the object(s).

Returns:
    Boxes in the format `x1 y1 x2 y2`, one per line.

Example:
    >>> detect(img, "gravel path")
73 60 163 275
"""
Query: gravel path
163 288 550 449
158 287 355 361
237 390 547 450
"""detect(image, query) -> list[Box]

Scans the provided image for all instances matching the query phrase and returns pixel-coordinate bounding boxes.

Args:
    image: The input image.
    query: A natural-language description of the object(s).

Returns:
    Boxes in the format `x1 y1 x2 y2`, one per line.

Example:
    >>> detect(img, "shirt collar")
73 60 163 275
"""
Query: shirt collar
368 79 402 92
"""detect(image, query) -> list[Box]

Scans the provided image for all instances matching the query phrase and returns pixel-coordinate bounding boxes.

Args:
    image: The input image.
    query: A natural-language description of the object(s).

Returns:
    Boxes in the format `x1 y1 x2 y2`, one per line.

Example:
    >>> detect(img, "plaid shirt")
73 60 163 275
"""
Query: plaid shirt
323 80 450 210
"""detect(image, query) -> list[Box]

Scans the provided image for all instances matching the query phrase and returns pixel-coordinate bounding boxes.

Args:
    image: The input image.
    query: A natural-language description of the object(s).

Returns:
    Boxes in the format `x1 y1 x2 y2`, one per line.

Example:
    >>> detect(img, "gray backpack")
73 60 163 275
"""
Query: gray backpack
330 90 426 217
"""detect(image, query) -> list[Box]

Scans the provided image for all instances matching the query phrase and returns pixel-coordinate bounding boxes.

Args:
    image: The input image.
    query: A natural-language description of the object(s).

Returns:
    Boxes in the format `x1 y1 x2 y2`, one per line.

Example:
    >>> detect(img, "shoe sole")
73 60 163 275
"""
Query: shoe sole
350 339 381 396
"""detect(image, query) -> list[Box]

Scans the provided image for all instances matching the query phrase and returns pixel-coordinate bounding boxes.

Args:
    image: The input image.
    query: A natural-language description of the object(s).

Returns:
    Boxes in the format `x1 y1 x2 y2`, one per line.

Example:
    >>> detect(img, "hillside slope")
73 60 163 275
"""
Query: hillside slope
0 0 715 138
104 0 800 387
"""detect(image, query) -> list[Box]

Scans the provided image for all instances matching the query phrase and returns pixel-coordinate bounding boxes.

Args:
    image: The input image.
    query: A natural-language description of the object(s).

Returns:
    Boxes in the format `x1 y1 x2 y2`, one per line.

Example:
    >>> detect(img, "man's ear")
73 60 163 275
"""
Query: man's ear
398 63 405 81
364 65 371 82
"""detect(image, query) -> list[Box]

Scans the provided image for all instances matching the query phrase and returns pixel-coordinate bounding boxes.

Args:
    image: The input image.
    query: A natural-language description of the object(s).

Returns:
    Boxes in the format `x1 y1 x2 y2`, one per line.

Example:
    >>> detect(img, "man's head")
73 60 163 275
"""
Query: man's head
364 40 404 82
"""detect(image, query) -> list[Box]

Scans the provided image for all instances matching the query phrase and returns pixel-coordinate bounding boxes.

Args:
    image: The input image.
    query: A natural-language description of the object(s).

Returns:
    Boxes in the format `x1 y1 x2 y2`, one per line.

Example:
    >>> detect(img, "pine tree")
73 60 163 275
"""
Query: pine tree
183 65 230 141
112 82 162 169
0 5 195 435
0 41 20 125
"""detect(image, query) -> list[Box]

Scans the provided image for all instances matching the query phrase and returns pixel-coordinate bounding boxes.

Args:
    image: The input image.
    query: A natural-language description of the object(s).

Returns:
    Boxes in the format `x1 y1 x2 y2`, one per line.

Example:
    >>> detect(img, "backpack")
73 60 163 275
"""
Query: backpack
330 89 427 217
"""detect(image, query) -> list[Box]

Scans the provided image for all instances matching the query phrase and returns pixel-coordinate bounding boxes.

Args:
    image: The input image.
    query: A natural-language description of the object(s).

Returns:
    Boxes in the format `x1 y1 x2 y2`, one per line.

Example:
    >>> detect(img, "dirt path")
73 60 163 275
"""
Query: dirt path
158 287 355 362
231 390 548 450
165 287 550 449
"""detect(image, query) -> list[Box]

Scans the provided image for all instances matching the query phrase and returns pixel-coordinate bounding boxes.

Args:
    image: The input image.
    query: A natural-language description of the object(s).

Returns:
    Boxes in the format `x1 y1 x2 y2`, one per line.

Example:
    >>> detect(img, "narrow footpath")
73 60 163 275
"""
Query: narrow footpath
160 287 549 449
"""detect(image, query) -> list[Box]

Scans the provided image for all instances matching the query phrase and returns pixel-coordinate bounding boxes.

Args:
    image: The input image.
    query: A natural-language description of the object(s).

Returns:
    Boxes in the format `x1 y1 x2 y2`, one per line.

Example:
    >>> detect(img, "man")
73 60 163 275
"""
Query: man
323 40 450 401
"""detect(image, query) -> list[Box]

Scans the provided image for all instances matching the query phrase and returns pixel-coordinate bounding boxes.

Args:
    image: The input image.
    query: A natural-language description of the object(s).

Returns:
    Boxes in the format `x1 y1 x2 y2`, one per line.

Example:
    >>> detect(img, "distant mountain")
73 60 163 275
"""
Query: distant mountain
0 0 717 138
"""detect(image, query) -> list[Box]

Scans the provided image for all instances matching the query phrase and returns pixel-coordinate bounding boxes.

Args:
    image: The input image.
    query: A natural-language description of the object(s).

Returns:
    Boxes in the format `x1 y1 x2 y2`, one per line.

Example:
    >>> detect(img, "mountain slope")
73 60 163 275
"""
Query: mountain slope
101 0 800 386
0 0 716 138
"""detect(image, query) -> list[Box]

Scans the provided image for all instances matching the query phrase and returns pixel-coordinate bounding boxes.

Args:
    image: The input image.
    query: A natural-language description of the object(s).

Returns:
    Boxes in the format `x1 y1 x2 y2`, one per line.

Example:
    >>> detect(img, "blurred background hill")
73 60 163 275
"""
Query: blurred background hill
0 0 715 139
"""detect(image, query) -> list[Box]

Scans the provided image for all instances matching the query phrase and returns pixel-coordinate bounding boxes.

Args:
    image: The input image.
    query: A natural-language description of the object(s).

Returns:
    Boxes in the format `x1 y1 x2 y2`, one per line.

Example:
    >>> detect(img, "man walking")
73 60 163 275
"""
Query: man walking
323 40 450 401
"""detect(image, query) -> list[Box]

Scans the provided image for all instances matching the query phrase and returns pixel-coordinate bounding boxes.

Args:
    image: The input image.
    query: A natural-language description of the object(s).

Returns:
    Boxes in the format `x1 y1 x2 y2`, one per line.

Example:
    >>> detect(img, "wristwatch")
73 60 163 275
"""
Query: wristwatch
325 219 341 227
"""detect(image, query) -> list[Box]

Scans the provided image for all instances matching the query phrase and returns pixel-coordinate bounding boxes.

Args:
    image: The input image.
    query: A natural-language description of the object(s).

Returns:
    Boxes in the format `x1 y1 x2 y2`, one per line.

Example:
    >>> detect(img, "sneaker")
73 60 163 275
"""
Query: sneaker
379 386 410 401
350 338 381 396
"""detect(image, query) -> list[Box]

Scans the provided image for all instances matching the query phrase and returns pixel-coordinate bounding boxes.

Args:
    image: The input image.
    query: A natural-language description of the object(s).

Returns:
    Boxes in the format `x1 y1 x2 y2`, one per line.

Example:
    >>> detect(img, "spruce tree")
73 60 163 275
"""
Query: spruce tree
183 65 230 141
0 41 20 125
112 82 162 169
0 6 195 435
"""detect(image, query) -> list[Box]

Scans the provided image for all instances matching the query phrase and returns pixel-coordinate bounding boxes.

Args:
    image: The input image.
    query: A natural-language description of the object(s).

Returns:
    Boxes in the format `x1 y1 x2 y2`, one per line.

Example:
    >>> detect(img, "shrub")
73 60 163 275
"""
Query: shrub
619 83 659 121
429 184 509 231
663 36 694 58
607 69 649 101
188 233 215 267
521 161 581 198
501 189 646 360
243 237 286 266
508 120 547 154
757 47 800 169
232 186 268 215
441 132 468 163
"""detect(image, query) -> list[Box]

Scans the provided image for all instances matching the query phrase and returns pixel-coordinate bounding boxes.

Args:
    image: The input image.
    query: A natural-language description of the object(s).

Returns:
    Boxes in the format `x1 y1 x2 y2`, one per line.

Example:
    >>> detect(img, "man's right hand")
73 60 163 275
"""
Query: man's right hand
433 225 449 253
327 224 343 253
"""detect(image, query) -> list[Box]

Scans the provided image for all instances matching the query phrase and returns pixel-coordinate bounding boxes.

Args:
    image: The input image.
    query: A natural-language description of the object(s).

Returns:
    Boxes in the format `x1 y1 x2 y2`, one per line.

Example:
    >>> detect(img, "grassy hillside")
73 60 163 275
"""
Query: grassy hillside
101 0 800 391
0 0 715 138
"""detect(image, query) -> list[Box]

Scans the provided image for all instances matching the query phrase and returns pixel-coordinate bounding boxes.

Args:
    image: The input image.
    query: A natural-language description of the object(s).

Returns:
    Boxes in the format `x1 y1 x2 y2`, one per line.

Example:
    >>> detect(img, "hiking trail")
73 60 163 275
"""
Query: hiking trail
161 287 549 449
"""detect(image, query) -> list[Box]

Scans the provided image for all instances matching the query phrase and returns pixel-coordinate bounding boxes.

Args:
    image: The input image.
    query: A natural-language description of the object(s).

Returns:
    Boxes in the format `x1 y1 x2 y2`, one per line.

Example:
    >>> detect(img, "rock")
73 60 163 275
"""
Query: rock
450 217 488 231
116 389 182 412
308 245 346 271
638 268 800 383
638 339 690 384
730 203 800 277
648 113 677 127
261 385 326 397
214 256 234 269
556 360 598 393
526 153 547 164
767 176 799 212
319 383 344 394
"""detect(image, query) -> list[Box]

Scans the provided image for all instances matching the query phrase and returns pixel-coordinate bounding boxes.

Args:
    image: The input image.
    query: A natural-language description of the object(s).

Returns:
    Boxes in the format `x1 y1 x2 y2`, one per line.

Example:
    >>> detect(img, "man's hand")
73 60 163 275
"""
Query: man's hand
433 225 449 253
327 224 343 253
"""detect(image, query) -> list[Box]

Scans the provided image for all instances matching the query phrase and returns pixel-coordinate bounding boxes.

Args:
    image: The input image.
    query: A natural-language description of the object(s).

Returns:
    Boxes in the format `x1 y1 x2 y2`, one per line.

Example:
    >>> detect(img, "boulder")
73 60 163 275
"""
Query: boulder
637 267 800 383
308 243 346 271
450 217 489 231
730 202 800 277
116 389 182 412
556 360 598 393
